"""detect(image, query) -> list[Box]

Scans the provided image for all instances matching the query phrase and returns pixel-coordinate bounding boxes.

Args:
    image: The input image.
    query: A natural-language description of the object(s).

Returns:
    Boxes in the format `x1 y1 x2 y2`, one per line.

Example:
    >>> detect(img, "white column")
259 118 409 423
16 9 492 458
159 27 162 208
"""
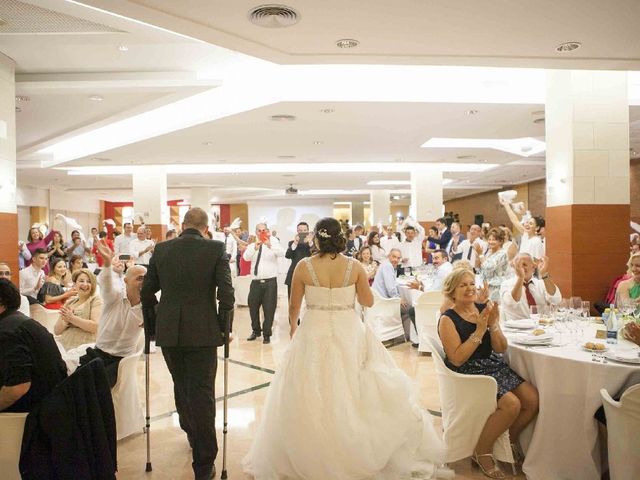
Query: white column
410 167 443 223
546 70 629 206
190 187 211 212
0 53 16 215
133 166 168 225
369 190 391 226
351 200 365 225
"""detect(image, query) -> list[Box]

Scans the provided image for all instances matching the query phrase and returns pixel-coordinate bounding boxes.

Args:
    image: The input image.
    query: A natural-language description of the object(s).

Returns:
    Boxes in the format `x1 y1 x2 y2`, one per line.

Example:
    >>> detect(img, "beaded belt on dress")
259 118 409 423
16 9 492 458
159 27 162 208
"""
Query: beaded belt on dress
306 304 355 311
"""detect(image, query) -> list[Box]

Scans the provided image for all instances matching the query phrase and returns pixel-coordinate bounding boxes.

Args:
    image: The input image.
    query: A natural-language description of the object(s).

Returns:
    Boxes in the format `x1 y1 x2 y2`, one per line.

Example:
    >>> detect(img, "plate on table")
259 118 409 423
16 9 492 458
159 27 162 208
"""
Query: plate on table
581 342 608 353
505 319 538 330
512 331 554 346
603 350 640 364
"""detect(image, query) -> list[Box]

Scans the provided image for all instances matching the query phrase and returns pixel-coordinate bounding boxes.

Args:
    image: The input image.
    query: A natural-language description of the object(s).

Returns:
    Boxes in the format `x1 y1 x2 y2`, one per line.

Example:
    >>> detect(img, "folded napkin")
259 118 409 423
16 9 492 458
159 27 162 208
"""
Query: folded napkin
505 319 538 329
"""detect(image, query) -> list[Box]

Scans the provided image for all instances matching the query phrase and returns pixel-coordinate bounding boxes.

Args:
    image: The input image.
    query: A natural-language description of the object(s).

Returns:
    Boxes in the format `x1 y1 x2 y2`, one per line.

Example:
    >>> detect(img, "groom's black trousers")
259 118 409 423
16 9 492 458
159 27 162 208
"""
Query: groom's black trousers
162 346 218 480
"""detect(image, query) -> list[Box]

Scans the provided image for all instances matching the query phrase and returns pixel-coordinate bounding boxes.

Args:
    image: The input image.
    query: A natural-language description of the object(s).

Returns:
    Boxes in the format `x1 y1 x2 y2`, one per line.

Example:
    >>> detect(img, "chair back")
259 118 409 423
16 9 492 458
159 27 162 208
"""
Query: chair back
415 290 444 305
29 304 58 333
112 349 145 440
415 299 443 352
233 275 252 306
0 412 28 480
363 291 403 342
601 384 640 480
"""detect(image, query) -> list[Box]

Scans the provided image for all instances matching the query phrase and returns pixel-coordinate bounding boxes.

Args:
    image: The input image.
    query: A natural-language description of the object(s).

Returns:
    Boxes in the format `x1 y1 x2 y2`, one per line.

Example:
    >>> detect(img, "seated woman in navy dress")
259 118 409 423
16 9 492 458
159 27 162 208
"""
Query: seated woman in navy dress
438 268 539 479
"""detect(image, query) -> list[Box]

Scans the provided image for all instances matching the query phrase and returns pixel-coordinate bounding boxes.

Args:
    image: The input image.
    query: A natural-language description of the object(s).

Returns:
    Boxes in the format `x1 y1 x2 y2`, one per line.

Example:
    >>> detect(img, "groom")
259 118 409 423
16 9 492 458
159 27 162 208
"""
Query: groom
141 207 235 480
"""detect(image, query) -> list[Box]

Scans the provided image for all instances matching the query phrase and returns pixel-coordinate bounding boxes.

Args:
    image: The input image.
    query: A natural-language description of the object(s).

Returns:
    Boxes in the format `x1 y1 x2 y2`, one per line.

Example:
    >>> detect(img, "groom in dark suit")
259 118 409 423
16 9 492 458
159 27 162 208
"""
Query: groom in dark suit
141 207 234 480
284 222 314 299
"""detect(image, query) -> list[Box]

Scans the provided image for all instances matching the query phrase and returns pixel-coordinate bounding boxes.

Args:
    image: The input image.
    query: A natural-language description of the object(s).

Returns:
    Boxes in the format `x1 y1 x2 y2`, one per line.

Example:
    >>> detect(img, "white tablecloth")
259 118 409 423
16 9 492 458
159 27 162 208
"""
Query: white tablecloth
504 324 640 480
398 284 421 306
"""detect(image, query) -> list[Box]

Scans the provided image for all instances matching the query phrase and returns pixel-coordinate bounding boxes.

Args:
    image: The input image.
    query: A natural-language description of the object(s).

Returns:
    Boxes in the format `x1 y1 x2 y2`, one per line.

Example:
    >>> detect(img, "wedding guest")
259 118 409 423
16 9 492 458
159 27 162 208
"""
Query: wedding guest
114 222 135 259
26 225 57 273
367 231 386 263
285 222 314 299
429 249 453 292
64 230 90 262
69 254 85 276
447 222 465 254
54 269 103 351
615 252 640 304
47 231 67 261
399 217 425 270
380 225 401 252
19 249 47 304
452 224 487 265
92 231 114 268
130 226 155 266
345 228 364 257
0 262 30 316
18 241 31 270
500 199 545 260
475 228 510 302
353 224 367 244
238 235 256 277
37 257 77 310
244 224 284 344
0 279 67 413
425 226 439 262
426 217 451 251
356 246 379 284
499 226 518 261
439 269 539 478
500 253 561 321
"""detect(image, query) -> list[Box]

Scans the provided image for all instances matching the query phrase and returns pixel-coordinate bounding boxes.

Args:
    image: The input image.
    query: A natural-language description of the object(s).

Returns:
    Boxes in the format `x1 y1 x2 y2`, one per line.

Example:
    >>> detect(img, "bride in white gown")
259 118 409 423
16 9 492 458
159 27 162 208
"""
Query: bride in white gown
243 218 451 480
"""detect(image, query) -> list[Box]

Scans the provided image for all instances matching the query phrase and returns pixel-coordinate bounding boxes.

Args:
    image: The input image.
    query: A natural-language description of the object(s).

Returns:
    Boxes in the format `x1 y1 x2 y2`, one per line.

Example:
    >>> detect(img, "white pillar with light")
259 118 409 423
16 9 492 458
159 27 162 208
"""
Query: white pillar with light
133 166 168 226
410 166 443 223
369 190 391 226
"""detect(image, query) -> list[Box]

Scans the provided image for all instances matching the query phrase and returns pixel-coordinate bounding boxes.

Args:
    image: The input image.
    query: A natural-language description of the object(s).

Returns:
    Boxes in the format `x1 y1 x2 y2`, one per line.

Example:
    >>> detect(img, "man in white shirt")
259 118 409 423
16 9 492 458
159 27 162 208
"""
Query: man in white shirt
243 223 284 344
399 217 425 271
65 230 91 262
0 262 29 316
380 225 401 253
19 249 47 304
129 226 155 266
428 249 454 292
212 226 238 271
453 224 487 266
500 253 561 321
446 222 465 256
113 222 135 259
79 241 146 386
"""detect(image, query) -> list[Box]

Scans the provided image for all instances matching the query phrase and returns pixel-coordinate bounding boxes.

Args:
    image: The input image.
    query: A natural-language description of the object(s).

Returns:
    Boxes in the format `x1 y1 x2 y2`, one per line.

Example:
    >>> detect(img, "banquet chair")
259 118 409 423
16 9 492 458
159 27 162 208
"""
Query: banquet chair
363 291 404 342
0 412 28 480
112 346 145 441
414 291 444 353
600 384 640 480
29 304 58 333
233 275 252 306
426 336 515 469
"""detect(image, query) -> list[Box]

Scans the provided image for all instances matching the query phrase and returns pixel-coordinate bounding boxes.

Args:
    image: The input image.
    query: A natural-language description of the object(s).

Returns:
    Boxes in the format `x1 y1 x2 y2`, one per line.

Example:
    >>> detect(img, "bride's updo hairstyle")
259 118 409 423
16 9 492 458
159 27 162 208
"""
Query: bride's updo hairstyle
314 217 347 258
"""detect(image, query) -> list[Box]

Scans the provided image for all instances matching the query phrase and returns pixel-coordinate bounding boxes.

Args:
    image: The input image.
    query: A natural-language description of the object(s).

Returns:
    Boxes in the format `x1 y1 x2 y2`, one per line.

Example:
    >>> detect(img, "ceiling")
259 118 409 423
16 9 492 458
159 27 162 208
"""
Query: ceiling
4 0 640 206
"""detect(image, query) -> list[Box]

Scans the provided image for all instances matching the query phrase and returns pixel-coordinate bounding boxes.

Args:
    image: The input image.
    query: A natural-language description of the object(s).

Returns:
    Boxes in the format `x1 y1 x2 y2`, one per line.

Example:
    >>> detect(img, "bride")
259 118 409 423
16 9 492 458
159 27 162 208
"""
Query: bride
243 217 451 479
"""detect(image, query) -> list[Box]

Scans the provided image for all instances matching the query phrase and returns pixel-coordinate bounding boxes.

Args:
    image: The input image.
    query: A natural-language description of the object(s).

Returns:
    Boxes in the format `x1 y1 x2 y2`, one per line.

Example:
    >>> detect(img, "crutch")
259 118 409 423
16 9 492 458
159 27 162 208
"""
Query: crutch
221 310 232 479
142 304 157 473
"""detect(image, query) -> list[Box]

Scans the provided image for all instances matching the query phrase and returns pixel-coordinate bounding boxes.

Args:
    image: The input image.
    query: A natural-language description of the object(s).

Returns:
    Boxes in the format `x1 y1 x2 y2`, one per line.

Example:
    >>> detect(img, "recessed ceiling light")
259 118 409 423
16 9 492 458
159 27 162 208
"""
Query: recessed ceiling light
533 118 545 124
313 140 323 145
15 95 30 102
92 157 111 162
466 109 478 116
456 155 476 160
15 106 22 113
89 95 103 102
202 141 214 146
531 110 545 116
555 41 581 53
282 174 296 177
336 38 359 49
270 114 297 122
118 45 129 52
320 108 334 114
248 4 300 28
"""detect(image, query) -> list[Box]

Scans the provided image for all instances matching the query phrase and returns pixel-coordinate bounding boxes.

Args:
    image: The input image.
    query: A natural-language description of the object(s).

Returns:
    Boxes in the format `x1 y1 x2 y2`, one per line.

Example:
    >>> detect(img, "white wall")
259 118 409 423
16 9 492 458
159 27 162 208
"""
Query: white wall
247 199 333 244
49 189 100 214
16 186 49 207
17 206 31 241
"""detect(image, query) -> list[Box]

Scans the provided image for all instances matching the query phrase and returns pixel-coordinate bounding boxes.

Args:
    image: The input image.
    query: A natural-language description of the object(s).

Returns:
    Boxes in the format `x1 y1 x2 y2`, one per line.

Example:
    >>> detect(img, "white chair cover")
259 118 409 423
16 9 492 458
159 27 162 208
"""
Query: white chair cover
0 412 28 480
29 304 58 333
112 349 145 440
363 291 403 342
233 276 252 307
600 384 640 480
415 291 444 353
426 336 514 465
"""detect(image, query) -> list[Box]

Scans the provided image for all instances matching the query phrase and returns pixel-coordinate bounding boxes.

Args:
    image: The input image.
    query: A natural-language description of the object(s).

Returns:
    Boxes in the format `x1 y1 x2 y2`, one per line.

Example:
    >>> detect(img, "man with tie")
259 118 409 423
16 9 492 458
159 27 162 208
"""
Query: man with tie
244 223 284 344
446 222 466 256
452 224 487 265
426 217 452 252
500 253 561 321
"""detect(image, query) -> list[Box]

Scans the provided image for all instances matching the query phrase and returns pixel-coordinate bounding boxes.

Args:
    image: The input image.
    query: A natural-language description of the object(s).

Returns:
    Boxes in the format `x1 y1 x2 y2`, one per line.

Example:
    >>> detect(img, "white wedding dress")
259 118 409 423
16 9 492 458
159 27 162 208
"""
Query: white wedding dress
243 257 449 480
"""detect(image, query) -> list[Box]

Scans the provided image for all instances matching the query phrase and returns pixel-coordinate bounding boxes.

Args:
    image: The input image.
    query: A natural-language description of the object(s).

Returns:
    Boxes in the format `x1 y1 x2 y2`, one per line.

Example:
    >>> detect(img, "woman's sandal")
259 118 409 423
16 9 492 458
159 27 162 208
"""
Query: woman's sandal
471 452 506 479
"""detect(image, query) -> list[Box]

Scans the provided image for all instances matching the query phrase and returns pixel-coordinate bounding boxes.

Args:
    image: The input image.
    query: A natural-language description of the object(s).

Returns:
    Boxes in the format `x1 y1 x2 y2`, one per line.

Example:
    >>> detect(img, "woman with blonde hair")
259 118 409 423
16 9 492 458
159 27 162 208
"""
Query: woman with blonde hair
438 269 539 478
615 252 640 304
54 268 103 351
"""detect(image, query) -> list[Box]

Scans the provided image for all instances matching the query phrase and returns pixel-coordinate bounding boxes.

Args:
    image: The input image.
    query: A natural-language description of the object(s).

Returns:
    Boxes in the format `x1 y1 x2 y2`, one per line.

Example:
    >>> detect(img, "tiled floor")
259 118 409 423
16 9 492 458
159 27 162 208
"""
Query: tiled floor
117 296 525 479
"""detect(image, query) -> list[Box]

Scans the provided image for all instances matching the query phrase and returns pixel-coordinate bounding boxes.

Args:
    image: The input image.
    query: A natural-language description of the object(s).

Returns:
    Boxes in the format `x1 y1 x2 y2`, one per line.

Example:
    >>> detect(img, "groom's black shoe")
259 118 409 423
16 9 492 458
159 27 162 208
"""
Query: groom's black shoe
263 336 271 344
247 332 260 341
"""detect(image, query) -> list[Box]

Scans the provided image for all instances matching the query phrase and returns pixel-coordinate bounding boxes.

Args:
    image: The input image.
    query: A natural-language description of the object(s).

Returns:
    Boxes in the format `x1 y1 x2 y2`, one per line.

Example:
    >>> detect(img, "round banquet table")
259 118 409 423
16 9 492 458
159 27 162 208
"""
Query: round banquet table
503 324 640 480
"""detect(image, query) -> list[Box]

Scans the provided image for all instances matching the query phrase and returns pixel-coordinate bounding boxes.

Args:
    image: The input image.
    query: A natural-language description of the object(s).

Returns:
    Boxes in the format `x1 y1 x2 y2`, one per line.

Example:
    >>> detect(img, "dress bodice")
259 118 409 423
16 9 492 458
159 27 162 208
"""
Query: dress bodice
303 257 356 311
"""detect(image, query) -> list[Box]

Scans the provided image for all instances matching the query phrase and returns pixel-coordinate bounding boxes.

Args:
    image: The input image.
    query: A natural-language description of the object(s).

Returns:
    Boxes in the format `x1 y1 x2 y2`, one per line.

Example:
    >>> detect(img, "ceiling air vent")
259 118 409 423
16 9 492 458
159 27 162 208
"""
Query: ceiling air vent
248 4 300 28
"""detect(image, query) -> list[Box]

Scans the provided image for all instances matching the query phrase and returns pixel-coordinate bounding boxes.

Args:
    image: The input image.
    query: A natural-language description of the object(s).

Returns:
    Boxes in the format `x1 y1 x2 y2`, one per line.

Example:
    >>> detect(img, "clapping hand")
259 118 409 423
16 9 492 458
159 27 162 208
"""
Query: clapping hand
60 305 75 323
473 242 483 255
537 256 550 278
476 302 493 332
487 301 500 328
514 258 526 280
